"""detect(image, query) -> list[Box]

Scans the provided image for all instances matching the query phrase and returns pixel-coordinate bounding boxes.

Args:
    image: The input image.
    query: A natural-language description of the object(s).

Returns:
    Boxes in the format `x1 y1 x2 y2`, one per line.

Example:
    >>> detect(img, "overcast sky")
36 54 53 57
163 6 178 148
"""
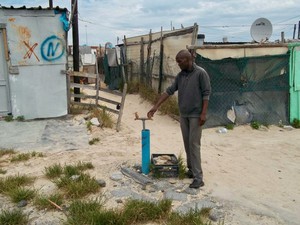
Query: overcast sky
1 0 300 46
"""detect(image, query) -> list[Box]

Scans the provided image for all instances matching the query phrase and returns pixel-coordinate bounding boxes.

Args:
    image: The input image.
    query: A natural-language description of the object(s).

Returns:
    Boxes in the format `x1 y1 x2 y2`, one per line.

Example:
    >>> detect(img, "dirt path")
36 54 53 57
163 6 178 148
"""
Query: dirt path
0 93 299 225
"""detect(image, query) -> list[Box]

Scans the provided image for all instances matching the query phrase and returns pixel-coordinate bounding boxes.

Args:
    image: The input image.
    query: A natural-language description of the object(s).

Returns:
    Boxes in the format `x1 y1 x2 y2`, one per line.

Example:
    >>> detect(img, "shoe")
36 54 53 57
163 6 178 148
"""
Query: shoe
189 179 204 189
185 170 194 178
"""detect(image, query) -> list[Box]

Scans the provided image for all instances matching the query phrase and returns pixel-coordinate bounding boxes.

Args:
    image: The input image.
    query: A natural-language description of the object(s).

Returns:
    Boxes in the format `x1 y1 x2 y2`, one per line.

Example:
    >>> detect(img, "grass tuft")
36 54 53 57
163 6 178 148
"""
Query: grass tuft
15 116 25 122
292 118 300 128
10 153 31 162
139 84 179 117
65 198 215 225
86 121 93 131
89 138 100 145
4 115 14 122
121 199 172 224
44 163 64 179
168 208 212 225
34 193 64 210
70 104 93 115
63 165 81 178
54 173 100 198
76 161 94 170
126 80 140 94
10 151 44 162
91 108 114 128
0 174 35 193
0 168 7 174
7 187 36 203
0 209 28 225
66 199 119 225
177 154 187 180
68 199 104 214
0 148 16 157
250 121 261 130
44 161 94 180
66 198 172 225
31 151 44 157
225 123 234 130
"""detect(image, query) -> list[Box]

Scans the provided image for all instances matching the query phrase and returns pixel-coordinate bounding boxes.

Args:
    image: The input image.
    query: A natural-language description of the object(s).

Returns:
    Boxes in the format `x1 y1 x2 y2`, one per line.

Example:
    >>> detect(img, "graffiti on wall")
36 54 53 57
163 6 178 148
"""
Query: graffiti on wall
41 35 65 62
8 17 66 65
23 41 40 62
21 35 65 63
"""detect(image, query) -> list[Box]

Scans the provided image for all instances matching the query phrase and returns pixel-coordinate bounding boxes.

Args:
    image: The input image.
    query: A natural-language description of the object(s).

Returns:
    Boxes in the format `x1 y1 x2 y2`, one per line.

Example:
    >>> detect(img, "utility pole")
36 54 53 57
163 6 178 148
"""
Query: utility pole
85 25 88 45
298 21 300 39
72 0 80 102
293 24 296 39
49 0 53 8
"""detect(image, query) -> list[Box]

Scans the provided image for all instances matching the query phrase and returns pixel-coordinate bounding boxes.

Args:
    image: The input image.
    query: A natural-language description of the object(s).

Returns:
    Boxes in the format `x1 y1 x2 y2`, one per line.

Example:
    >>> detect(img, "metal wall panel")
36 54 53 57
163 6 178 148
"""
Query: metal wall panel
0 9 68 119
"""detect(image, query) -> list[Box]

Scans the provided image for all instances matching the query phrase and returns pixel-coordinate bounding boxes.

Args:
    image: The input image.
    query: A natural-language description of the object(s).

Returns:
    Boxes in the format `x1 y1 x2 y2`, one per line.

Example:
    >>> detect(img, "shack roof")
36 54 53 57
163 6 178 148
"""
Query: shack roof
0 5 68 12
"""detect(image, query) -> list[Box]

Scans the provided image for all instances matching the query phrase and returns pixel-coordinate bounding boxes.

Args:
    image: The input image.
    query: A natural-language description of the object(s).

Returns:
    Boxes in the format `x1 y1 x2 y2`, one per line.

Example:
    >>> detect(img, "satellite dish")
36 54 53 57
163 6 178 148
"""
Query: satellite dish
250 18 273 42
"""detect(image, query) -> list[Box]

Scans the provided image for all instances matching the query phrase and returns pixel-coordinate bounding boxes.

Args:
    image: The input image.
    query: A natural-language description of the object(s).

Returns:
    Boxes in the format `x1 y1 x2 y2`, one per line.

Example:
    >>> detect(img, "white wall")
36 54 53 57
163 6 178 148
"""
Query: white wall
0 9 68 119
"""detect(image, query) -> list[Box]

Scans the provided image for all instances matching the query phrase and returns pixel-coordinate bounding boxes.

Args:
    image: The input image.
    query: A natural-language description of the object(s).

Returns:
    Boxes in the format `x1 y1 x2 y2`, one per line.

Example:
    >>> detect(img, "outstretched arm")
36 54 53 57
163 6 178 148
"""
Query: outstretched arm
147 92 169 118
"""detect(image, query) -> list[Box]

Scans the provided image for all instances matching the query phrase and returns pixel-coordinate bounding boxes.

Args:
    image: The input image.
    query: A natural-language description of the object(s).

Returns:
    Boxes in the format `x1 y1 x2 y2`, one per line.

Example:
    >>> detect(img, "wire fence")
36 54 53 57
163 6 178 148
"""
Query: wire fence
195 53 290 127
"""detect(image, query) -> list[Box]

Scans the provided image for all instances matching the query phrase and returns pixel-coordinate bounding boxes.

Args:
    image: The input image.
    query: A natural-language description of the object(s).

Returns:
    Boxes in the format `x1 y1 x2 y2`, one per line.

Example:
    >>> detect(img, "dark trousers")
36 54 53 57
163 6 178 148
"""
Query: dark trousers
180 117 203 181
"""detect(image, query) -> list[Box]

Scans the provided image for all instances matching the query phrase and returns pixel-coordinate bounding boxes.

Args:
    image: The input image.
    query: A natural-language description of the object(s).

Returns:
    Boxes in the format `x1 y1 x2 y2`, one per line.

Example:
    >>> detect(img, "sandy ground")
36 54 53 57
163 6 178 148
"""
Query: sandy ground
0 92 300 225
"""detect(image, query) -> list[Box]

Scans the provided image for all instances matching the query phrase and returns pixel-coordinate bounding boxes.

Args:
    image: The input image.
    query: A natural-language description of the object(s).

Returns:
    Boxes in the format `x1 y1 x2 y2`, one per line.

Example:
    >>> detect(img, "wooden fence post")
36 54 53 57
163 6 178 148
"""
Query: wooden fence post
140 37 144 84
158 27 164 94
146 29 152 86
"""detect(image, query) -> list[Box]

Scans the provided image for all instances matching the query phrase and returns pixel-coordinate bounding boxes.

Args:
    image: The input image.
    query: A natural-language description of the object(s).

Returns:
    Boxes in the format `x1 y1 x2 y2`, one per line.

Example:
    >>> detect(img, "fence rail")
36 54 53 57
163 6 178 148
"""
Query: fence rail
65 69 127 131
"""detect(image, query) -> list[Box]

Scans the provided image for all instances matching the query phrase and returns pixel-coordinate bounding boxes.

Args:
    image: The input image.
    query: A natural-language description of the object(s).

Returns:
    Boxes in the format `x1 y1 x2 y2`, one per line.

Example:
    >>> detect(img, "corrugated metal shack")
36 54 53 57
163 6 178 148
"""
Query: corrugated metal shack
0 6 68 119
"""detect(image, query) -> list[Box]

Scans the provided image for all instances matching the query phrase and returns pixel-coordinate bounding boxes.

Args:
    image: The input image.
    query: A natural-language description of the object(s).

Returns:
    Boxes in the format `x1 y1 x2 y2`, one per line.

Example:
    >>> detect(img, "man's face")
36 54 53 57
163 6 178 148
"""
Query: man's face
176 56 189 71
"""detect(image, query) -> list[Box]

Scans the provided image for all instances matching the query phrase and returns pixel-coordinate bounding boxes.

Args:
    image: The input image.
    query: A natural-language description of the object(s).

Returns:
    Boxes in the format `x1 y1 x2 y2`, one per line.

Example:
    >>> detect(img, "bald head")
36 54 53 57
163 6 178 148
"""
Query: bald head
176 50 193 60
176 50 193 71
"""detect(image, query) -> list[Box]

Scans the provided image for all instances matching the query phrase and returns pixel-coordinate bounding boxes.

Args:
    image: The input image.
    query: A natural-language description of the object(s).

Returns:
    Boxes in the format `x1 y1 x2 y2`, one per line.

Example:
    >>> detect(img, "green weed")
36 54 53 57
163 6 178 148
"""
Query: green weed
31 151 44 157
65 199 115 225
16 116 25 122
0 148 16 157
44 162 94 180
250 121 261 130
0 174 35 193
34 193 64 210
44 163 63 179
70 104 85 115
75 161 94 170
4 115 13 122
0 209 28 225
54 173 100 199
0 168 7 174
177 154 187 180
167 207 212 225
126 80 140 94
139 84 179 117
89 138 100 145
7 187 36 203
121 199 172 224
91 108 113 128
65 198 172 225
292 118 300 128
225 124 234 130
10 153 31 162
86 121 93 131
63 165 81 178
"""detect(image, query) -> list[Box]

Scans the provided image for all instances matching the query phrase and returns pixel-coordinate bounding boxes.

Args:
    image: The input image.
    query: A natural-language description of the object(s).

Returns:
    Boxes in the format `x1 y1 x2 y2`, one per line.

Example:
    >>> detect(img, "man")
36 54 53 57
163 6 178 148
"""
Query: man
147 49 211 189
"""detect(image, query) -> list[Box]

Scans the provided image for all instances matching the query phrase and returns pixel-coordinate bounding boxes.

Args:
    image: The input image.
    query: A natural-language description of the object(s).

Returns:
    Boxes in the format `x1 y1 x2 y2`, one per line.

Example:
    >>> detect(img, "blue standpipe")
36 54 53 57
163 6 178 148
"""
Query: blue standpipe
135 113 152 175
141 129 150 174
